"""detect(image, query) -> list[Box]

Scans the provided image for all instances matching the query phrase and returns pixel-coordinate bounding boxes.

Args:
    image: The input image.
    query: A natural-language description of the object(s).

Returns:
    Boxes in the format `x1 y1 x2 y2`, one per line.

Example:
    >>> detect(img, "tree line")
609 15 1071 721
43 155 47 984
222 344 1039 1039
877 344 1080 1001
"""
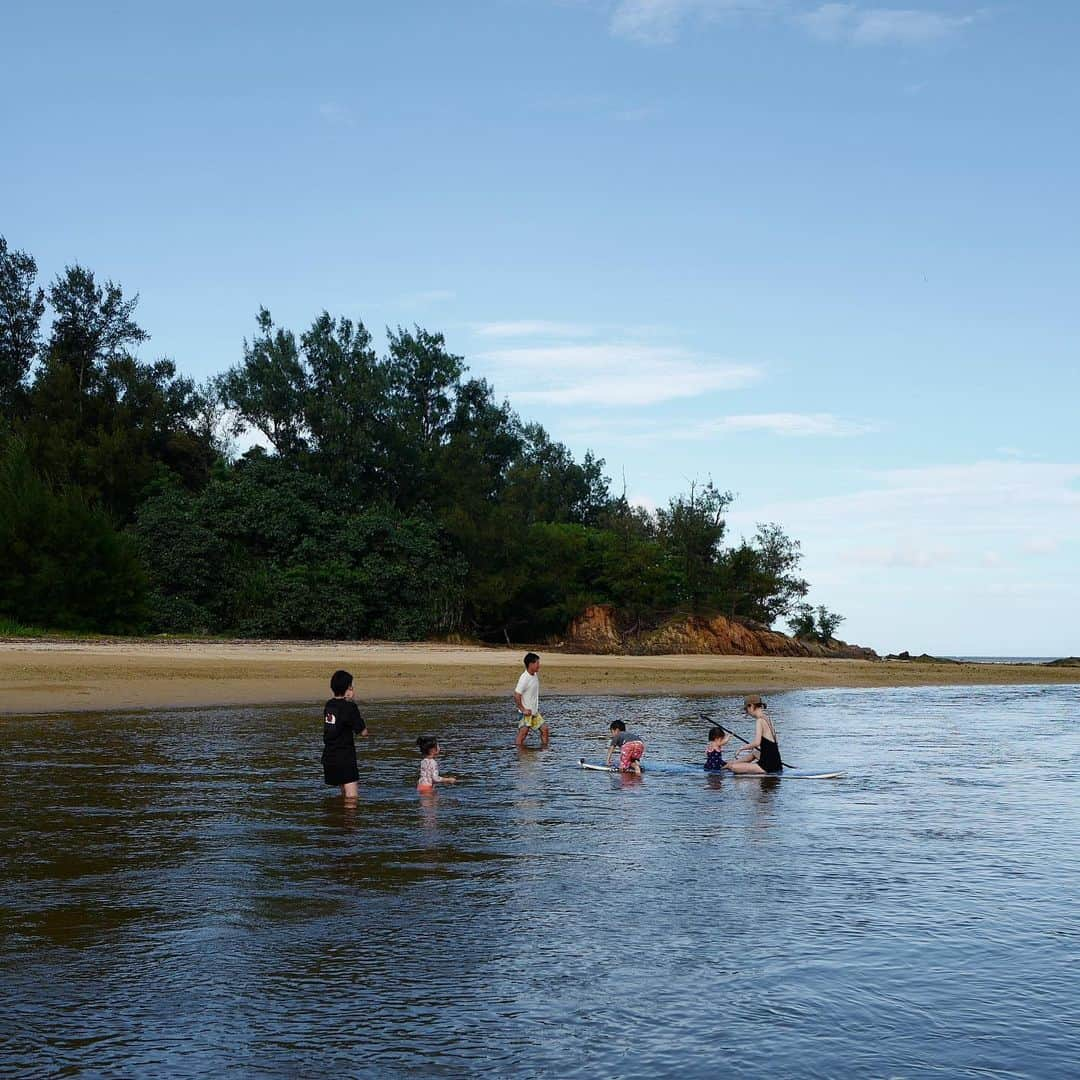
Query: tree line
0 235 843 643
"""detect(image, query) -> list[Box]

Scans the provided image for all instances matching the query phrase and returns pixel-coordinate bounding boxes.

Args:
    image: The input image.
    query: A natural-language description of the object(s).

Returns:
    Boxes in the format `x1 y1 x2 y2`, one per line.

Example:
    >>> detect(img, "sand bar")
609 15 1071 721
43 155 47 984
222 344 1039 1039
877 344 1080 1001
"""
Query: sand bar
1 639 1077 716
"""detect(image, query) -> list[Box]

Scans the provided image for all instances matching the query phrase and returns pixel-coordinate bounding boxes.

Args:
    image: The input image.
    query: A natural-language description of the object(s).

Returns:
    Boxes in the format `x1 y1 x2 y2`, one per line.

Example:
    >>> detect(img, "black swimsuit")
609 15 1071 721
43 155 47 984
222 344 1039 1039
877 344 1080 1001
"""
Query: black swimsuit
758 725 782 773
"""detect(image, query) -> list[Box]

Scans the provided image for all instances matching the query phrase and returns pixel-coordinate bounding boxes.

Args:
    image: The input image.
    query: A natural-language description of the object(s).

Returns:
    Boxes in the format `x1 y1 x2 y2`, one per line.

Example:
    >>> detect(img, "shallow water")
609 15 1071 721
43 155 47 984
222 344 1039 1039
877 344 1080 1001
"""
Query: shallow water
1 685 1078 1078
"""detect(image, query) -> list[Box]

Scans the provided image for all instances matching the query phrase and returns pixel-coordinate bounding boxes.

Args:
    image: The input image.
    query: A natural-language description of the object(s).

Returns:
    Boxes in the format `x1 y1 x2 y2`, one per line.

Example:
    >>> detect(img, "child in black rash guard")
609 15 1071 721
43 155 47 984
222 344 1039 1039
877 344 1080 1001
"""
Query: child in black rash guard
322 669 368 802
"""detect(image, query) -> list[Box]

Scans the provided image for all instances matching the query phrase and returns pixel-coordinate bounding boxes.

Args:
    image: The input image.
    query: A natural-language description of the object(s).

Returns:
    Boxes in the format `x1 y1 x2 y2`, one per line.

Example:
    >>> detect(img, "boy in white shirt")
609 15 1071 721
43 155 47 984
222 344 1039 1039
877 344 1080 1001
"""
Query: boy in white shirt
513 652 549 749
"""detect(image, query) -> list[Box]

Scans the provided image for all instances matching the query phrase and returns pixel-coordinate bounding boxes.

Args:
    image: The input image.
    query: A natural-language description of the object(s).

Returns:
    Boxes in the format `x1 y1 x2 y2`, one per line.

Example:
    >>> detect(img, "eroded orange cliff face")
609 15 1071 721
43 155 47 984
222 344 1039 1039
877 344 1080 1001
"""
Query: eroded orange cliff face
563 604 878 660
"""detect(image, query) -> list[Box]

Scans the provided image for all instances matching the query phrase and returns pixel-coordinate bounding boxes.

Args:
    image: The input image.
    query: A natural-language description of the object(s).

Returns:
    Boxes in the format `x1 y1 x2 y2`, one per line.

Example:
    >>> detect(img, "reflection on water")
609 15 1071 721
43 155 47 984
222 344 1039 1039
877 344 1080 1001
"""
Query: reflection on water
2 685 1079 1077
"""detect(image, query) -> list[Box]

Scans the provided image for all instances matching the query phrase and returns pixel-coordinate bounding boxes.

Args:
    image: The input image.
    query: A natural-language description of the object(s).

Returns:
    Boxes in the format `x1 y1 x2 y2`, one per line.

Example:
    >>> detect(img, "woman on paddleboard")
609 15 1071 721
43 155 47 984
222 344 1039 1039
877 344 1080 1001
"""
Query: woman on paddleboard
724 695 782 774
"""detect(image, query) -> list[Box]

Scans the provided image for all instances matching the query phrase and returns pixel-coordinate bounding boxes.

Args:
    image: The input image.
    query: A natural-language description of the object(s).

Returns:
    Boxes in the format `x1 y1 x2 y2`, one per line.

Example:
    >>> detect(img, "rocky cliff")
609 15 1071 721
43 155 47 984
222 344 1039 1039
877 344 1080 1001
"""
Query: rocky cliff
562 604 878 660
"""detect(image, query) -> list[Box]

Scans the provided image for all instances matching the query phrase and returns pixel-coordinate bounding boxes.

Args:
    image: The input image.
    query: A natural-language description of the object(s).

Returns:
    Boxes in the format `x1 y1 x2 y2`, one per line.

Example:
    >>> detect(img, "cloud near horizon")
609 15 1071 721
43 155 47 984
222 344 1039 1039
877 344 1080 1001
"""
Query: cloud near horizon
730 460 1080 572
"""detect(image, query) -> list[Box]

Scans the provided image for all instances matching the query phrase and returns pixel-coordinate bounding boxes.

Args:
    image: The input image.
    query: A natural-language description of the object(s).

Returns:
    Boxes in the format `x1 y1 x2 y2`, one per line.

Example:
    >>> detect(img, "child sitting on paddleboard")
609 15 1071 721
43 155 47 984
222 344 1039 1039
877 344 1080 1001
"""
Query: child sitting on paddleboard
705 725 731 771
606 719 645 774
416 735 457 793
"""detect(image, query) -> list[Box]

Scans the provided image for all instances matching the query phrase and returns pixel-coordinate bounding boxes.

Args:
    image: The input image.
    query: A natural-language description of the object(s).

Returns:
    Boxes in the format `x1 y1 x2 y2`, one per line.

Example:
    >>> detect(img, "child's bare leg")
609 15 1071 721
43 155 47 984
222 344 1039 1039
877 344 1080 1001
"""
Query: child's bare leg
342 781 359 801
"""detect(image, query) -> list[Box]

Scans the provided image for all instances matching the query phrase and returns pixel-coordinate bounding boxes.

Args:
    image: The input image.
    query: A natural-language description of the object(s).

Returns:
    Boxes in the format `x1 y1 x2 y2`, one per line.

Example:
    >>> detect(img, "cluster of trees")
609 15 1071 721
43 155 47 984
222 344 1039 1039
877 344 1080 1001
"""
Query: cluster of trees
0 235 844 642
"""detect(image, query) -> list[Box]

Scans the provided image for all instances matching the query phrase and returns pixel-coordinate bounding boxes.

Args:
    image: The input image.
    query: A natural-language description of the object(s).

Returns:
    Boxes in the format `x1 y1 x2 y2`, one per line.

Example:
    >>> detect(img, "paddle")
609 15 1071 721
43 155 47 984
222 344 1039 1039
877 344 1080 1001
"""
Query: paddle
698 712 795 770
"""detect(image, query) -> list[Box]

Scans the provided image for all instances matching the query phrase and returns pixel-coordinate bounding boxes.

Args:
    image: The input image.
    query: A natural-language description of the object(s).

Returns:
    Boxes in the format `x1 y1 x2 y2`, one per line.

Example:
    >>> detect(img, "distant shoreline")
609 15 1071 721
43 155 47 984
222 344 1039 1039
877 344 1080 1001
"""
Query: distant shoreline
2 639 1078 716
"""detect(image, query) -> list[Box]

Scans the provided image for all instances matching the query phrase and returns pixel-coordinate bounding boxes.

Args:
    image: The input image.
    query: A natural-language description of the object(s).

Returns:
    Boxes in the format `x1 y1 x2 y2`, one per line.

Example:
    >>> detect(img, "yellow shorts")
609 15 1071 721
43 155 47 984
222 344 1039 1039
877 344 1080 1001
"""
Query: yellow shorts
517 711 546 729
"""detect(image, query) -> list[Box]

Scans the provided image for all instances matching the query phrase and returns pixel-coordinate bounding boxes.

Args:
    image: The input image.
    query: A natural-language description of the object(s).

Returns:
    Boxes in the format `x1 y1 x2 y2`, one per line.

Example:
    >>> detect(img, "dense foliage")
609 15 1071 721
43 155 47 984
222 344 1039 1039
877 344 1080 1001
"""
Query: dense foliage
0 235 840 640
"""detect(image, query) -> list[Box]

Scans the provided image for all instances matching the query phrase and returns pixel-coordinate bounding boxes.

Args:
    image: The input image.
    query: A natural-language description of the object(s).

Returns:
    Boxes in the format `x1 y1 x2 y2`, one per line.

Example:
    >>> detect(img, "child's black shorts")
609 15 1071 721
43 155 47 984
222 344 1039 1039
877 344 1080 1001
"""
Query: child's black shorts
322 750 359 786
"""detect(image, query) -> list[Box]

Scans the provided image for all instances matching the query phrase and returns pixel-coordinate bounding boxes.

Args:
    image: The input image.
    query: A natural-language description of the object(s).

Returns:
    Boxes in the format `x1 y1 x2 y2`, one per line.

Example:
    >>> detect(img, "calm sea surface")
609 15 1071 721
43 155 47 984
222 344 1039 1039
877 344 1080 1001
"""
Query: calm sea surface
2 685 1078 1078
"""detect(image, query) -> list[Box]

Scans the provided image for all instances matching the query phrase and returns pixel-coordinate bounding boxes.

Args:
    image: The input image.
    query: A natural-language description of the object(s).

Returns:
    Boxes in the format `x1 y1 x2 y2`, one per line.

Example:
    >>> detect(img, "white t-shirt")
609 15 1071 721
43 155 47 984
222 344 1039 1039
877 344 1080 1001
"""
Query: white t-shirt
515 670 540 714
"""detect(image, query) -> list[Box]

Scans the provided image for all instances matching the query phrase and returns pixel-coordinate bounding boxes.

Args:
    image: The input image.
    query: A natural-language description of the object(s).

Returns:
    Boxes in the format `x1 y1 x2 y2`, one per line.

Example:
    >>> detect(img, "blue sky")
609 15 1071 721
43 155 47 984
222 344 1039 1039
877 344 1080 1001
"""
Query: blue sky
5 1 1078 654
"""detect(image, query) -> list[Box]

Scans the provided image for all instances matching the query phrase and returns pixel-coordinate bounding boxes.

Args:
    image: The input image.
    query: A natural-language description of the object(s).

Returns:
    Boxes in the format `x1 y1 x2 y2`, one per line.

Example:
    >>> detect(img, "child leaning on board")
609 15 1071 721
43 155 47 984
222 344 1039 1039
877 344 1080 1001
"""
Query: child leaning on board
605 719 646 774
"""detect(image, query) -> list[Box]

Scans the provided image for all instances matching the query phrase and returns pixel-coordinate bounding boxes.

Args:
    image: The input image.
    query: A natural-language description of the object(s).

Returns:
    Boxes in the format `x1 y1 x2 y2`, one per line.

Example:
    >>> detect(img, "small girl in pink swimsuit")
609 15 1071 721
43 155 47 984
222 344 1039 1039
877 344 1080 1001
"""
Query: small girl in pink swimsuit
416 735 458 793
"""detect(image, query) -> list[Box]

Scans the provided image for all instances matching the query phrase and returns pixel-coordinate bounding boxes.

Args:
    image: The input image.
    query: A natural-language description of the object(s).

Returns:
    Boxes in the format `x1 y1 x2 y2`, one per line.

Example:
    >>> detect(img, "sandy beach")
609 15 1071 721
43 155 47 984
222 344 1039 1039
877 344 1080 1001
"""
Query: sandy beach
1 639 1077 715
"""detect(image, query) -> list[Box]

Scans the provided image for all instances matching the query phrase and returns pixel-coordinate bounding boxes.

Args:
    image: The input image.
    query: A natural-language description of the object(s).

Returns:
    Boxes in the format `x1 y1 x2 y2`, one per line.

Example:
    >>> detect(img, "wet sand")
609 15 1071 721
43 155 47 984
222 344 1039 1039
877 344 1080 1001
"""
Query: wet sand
1 639 1077 715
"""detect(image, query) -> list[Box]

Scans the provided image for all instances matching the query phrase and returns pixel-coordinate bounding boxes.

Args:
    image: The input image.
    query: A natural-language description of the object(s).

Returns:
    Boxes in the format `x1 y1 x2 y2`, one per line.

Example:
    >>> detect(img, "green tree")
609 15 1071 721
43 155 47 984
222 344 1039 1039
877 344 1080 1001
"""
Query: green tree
383 325 466 507
788 602 817 640
750 523 808 624
788 602 845 643
503 424 611 527
133 452 464 639
23 265 212 519
715 523 809 625
43 264 148 405
0 236 44 414
219 308 309 458
0 435 146 632
301 311 391 497
656 481 733 611
131 476 239 632
815 605 845 643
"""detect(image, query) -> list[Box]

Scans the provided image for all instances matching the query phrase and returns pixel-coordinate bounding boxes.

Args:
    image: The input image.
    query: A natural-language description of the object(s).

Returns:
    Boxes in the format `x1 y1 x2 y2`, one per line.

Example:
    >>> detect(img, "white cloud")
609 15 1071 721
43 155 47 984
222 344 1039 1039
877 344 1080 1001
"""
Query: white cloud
476 342 761 406
630 493 660 513
1022 536 1059 556
696 411 876 437
609 0 769 44
995 445 1042 460
602 1 978 46
846 543 957 568
472 320 597 339
727 461 1080 653
733 461 1080 567
316 101 355 125
795 4 978 45
400 289 456 306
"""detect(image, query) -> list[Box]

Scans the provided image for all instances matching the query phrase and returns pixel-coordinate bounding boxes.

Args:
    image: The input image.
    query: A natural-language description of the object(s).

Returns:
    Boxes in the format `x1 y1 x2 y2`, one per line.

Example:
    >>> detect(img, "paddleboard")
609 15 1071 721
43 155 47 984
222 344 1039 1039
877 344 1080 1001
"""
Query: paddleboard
578 758 844 779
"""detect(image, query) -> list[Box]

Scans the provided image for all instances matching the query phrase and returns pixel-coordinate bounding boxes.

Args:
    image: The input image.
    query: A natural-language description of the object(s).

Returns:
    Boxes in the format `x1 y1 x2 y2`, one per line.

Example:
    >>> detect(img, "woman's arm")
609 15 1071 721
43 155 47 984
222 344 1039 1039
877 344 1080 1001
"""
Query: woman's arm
743 717 762 750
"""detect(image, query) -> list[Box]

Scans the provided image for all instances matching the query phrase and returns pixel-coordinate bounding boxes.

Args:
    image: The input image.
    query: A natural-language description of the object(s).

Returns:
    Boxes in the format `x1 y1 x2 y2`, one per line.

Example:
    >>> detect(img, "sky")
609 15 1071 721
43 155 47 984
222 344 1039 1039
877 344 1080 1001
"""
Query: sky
4 1 1078 655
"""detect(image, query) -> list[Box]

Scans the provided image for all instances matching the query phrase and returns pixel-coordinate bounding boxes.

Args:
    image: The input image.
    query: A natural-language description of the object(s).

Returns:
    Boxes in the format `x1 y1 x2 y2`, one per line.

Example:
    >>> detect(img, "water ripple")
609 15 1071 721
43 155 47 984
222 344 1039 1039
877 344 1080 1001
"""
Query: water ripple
1 685 1078 1076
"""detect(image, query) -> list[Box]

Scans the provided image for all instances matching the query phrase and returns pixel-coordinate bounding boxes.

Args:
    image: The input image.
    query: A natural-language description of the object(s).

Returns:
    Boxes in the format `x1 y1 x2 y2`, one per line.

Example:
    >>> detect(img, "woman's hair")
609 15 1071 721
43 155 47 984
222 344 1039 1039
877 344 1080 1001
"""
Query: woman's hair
708 725 726 741
609 719 626 732
416 735 439 756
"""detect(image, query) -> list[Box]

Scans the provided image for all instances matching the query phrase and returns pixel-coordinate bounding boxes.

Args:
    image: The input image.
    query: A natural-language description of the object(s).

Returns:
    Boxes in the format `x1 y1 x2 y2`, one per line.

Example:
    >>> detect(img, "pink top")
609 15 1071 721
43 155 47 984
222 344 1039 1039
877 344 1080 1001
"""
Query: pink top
418 757 441 787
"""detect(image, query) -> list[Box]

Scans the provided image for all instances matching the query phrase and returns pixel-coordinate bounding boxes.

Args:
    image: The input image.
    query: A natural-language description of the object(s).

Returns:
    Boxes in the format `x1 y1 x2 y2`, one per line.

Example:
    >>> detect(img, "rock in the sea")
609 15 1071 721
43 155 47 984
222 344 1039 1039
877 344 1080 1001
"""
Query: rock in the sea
885 651 960 663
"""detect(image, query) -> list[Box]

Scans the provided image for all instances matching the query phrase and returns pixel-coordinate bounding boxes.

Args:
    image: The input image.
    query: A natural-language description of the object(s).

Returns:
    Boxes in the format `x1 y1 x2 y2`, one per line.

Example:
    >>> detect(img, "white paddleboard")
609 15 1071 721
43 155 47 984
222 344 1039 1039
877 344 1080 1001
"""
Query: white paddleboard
578 758 844 779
